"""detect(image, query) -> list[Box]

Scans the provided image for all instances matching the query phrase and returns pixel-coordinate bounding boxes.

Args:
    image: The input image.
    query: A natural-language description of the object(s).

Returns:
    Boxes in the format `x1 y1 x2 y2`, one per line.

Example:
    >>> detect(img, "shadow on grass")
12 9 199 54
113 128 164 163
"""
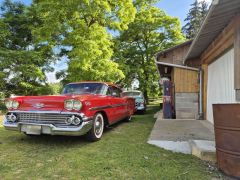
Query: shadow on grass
0 127 89 148
0 104 161 147
104 104 160 134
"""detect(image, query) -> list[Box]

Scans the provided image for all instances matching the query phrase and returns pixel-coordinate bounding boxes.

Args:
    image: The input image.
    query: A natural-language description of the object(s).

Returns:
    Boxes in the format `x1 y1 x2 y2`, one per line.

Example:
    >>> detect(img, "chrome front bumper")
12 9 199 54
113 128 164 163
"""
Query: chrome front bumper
3 111 93 136
136 106 145 110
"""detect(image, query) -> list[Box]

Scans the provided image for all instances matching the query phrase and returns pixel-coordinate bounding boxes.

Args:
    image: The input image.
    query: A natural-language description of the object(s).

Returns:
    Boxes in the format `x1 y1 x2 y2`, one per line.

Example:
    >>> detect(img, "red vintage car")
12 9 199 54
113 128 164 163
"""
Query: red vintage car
3 82 136 141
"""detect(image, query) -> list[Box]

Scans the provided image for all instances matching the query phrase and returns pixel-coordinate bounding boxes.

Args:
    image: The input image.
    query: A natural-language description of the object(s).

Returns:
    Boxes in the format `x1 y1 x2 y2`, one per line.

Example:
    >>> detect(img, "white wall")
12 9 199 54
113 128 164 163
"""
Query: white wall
207 48 236 123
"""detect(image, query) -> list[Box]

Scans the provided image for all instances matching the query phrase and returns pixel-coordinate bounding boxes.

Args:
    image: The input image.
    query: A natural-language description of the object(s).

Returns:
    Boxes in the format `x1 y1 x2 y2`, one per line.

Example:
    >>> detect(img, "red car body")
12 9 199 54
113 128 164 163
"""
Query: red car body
3 82 135 140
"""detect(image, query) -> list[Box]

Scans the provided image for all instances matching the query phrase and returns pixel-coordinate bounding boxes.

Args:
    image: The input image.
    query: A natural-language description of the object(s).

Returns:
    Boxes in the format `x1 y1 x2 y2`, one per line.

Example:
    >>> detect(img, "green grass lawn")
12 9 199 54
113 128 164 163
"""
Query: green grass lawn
0 104 222 179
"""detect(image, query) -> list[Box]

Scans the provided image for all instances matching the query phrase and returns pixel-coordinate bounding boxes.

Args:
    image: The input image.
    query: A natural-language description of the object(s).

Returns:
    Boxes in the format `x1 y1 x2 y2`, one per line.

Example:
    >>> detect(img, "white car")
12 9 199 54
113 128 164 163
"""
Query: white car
122 91 146 113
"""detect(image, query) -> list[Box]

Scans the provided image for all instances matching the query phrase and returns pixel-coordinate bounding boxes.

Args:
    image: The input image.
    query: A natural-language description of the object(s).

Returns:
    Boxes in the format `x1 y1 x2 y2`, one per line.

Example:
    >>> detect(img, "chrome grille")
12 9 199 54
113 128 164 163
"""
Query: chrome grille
135 102 141 107
16 112 70 126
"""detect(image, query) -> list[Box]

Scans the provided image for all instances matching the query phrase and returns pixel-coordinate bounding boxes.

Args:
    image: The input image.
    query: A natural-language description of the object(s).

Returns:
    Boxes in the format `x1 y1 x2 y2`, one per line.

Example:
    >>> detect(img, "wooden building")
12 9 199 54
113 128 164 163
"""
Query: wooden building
156 0 240 123
156 40 200 119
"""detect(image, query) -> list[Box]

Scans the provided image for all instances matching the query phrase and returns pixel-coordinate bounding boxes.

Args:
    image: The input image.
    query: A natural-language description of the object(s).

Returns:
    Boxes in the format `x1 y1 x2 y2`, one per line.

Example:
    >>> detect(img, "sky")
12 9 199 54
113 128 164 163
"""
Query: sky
0 0 212 83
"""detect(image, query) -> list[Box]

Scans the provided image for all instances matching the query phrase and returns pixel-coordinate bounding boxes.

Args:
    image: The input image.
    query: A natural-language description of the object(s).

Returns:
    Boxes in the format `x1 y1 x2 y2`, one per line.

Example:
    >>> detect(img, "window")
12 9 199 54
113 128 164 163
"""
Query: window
62 83 108 95
107 86 122 97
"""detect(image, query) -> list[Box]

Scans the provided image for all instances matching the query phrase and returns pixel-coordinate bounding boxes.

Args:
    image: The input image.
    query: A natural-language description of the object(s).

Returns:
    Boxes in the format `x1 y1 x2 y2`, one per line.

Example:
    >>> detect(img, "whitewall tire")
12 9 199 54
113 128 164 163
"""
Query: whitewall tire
86 113 104 141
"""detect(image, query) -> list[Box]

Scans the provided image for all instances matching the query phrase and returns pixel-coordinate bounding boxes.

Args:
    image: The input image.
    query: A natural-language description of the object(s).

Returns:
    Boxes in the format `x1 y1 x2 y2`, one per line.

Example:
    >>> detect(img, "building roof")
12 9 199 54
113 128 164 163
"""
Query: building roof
184 0 240 63
155 40 192 58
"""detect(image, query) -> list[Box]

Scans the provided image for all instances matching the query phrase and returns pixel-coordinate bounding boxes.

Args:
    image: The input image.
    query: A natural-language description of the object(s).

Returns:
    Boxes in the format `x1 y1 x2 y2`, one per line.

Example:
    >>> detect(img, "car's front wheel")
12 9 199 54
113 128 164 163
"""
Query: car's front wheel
86 113 104 141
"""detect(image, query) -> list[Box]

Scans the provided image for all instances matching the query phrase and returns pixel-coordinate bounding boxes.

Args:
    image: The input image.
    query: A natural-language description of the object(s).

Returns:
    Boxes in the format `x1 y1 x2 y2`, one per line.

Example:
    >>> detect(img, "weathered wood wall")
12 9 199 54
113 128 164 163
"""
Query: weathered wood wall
173 68 199 93
202 64 208 119
234 16 240 100
201 19 235 64
159 43 191 65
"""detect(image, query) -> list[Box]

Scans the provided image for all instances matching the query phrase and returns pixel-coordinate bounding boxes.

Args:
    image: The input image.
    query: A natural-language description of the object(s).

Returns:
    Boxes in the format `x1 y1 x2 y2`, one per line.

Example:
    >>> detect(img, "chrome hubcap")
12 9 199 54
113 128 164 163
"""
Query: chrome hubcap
94 115 103 138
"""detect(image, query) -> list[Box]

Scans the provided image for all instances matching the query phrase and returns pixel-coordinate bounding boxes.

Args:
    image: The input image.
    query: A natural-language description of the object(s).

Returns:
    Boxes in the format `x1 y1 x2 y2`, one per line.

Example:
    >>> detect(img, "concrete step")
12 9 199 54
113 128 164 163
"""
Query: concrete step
176 98 198 104
175 102 198 108
175 107 198 112
175 93 198 99
176 111 197 119
189 140 216 162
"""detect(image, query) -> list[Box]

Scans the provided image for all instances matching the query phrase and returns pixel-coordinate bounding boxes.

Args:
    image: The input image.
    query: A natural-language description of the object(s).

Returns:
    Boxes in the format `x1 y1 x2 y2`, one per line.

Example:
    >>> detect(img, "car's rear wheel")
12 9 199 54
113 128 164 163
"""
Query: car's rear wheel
125 115 132 122
86 113 104 141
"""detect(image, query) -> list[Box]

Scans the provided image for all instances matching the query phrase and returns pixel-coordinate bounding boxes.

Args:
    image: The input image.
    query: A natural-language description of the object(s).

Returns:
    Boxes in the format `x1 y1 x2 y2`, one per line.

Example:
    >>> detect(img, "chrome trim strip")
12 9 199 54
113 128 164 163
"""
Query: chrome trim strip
89 105 112 111
8 110 62 114
7 111 91 121
112 103 128 108
89 103 128 111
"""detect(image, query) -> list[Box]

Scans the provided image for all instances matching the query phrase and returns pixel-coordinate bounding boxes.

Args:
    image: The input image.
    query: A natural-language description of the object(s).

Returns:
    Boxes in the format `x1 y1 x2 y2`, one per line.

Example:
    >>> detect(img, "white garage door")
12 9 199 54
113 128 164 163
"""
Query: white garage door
207 48 236 124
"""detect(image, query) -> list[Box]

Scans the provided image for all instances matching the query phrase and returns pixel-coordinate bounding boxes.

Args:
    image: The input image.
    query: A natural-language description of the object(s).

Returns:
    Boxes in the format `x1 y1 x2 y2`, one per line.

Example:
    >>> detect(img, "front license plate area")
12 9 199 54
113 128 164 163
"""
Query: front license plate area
25 125 41 135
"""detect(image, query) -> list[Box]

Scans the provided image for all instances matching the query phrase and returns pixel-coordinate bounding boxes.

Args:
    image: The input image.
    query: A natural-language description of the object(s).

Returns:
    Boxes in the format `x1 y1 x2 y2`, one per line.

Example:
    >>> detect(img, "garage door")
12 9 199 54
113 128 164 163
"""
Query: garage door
207 48 236 124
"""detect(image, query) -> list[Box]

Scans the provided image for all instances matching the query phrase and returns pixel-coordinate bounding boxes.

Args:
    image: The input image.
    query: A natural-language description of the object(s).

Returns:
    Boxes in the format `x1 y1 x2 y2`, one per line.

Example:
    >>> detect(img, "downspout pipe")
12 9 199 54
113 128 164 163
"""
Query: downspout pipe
198 68 204 120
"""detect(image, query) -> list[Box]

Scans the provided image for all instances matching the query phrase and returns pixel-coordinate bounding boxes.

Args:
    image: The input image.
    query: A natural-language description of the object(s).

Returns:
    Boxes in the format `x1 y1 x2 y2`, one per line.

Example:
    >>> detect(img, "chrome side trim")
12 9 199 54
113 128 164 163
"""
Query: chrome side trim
89 105 112 111
89 103 128 111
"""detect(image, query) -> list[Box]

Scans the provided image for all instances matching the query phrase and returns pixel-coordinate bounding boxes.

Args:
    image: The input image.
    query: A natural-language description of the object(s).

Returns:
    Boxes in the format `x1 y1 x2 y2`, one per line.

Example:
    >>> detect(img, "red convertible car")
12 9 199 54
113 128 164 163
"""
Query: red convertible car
3 82 136 141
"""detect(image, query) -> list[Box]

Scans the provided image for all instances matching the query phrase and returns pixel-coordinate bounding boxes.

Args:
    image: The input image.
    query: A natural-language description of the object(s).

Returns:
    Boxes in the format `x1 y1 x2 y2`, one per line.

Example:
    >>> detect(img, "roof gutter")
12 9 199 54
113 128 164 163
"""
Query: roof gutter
183 0 220 64
155 61 199 71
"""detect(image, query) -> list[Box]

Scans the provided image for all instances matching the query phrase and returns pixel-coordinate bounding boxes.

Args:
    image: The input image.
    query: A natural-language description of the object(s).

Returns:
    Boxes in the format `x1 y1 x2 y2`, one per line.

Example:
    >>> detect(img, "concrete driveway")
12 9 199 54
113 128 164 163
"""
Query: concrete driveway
148 111 216 161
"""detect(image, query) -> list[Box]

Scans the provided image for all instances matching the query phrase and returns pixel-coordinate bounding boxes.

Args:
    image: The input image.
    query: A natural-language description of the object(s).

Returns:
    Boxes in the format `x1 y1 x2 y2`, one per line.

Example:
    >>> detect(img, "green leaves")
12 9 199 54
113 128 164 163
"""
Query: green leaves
182 0 209 39
0 0 185 100
31 0 136 84
0 0 55 96
113 5 185 101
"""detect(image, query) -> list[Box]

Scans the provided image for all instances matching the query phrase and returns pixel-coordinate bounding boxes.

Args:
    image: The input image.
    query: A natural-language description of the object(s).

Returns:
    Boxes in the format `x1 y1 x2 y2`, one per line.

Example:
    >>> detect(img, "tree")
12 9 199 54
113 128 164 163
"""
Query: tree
113 5 185 102
31 0 137 84
182 0 209 39
0 0 55 96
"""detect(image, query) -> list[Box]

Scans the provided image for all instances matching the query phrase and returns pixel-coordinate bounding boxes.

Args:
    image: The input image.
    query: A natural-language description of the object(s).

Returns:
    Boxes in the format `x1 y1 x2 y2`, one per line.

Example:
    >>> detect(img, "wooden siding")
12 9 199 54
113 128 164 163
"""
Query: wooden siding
201 15 240 64
159 43 191 65
173 68 199 93
234 17 240 90
202 64 208 119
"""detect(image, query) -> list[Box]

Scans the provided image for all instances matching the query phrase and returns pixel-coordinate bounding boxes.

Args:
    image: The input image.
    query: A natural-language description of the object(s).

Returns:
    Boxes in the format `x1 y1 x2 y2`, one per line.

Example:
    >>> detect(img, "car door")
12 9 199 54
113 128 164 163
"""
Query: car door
109 86 127 122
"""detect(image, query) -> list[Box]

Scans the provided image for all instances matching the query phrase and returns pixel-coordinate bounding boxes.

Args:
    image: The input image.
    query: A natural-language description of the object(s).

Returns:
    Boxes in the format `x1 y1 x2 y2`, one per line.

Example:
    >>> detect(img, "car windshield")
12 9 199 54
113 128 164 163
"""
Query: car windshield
122 91 141 97
62 83 107 95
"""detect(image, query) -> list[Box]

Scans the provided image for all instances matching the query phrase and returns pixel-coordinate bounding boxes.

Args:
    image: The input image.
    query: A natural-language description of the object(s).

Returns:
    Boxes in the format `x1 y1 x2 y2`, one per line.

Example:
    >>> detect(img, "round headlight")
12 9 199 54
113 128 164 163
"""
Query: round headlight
12 100 19 109
6 113 18 122
72 117 81 125
65 116 74 125
64 100 74 110
73 100 82 110
5 100 13 109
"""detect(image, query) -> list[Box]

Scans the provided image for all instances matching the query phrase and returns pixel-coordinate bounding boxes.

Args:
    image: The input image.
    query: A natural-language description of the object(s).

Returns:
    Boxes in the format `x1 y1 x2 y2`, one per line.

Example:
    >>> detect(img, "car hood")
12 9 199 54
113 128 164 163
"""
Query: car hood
134 97 144 102
10 94 101 111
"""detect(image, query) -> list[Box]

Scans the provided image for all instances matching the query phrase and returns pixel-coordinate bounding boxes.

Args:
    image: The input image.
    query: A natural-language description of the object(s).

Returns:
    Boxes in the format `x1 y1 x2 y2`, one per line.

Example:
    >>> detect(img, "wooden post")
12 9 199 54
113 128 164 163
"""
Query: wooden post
234 16 240 101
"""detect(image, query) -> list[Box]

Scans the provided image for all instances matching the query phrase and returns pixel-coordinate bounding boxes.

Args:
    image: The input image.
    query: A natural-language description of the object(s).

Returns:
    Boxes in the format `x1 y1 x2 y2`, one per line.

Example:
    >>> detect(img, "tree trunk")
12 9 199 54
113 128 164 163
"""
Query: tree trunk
143 89 149 105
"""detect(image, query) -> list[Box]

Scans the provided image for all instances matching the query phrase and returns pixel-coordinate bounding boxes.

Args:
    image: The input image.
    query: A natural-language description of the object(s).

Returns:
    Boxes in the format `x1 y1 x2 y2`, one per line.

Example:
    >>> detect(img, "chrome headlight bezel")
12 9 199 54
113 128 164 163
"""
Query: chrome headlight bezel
64 99 82 111
5 100 13 109
64 99 74 110
12 100 19 109
5 99 20 109
73 100 82 110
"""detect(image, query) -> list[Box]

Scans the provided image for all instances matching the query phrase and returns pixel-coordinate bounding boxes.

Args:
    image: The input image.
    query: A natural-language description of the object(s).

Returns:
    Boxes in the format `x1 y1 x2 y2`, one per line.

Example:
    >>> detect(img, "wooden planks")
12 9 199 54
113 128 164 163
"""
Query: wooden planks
158 43 191 65
173 68 199 93
234 18 240 90
201 17 235 64
202 64 208 120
